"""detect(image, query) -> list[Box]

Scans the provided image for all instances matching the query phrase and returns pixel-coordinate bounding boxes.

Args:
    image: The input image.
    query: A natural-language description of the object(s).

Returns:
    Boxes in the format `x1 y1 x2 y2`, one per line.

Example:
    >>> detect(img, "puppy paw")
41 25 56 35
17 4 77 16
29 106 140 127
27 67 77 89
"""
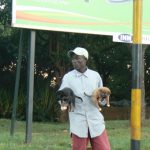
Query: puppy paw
107 104 110 107
99 108 102 111
61 106 67 111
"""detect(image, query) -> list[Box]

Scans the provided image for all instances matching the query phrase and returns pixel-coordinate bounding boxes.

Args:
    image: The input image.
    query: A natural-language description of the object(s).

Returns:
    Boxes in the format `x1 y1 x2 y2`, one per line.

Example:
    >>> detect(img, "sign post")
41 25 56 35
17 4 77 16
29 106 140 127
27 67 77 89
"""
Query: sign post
25 30 36 144
10 30 23 136
131 0 142 150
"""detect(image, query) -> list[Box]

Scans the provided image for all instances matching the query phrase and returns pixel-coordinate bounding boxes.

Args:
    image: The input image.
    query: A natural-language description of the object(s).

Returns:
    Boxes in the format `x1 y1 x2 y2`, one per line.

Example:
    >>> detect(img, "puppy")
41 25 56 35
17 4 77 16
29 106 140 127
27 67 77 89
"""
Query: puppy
92 87 111 111
56 87 82 111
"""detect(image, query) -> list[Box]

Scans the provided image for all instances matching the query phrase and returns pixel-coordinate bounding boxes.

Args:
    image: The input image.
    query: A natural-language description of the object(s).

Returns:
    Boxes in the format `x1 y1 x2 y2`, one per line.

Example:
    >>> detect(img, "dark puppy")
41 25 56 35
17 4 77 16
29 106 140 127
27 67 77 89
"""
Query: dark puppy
92 87 111 111
56 87 82 111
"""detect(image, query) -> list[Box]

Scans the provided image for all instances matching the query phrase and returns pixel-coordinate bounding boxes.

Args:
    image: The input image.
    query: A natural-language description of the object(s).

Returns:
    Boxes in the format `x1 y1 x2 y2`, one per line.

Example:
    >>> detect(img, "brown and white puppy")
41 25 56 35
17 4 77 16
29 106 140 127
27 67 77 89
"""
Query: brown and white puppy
92 87 111 111
56 87 82 111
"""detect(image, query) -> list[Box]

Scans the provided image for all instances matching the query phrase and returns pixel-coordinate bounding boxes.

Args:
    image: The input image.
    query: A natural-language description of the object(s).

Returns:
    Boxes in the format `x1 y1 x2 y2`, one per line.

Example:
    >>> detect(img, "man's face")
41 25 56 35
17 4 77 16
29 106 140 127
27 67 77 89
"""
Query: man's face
71 54 87 72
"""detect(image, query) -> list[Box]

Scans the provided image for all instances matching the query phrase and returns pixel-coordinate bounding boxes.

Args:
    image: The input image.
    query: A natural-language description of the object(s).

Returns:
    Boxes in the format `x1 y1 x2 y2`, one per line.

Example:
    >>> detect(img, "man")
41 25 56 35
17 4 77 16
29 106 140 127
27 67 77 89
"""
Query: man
59 47 110 150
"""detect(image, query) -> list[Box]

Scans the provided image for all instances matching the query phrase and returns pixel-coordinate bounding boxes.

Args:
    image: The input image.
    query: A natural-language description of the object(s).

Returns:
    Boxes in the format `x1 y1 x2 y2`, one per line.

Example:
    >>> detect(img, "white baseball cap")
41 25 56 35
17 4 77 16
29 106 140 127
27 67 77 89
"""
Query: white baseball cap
68 47 89 60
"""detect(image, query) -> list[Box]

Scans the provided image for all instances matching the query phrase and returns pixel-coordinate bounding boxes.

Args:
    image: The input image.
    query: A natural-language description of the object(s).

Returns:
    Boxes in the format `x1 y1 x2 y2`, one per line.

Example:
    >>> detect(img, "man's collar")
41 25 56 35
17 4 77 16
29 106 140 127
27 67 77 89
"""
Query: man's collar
75 69 88 77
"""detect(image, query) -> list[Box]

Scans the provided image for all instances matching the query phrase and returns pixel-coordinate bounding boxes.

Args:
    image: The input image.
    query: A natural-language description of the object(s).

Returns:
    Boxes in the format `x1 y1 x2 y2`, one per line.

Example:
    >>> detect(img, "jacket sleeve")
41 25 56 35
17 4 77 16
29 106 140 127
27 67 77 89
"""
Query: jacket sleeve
58 74 70 90
98 74 103 88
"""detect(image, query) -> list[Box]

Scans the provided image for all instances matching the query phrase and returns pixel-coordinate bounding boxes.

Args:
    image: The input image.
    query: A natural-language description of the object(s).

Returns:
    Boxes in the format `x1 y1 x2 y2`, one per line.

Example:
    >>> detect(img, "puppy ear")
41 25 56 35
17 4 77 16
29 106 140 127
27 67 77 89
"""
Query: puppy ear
99 88 103 93
56 90 62 101
56 95 60 101
109 89 111 95
105 87 111 94
100 87 111 95
72 96 75 107
92 88 101 99
106 88 111 95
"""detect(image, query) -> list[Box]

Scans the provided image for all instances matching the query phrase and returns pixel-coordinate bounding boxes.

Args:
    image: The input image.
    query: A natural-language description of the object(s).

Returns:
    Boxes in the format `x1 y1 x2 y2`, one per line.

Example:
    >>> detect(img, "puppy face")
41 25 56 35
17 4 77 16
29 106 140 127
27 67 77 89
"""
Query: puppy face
99 87 111 98
92 87 111 111
61 96 72 110
56 91 70 110
56 88 75 111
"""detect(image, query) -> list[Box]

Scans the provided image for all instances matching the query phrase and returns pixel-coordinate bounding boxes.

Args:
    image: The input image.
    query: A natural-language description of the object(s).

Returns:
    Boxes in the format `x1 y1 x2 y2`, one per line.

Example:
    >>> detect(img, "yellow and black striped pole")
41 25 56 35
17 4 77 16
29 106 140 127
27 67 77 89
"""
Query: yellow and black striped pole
131 0 143 150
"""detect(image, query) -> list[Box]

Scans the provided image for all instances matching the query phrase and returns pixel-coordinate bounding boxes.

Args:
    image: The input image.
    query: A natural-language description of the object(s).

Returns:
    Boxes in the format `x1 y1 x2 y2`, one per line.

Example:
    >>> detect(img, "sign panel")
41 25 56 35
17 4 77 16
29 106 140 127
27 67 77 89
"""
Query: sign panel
113 34 150 44
12 0 150 36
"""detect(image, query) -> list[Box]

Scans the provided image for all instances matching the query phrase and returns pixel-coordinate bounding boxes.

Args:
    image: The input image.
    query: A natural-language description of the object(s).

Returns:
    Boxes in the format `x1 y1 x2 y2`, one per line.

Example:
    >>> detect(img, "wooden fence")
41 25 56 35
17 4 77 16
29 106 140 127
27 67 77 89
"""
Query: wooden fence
59 107 150 122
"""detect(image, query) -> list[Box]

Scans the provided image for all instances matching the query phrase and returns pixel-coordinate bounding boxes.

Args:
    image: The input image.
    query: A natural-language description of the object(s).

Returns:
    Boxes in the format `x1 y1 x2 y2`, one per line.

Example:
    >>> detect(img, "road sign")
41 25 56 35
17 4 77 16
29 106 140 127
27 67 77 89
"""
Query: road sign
12 0 150 36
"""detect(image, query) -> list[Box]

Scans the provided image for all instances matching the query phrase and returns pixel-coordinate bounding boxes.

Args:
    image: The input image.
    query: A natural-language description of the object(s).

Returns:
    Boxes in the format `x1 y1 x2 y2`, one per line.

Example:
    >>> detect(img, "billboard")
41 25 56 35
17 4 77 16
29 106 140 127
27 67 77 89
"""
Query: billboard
12 0 150 36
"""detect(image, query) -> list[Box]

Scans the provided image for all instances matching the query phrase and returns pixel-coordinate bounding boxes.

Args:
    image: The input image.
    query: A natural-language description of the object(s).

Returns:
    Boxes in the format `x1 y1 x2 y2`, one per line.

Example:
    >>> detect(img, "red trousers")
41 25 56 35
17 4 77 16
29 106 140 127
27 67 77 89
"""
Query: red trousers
72 130 110 150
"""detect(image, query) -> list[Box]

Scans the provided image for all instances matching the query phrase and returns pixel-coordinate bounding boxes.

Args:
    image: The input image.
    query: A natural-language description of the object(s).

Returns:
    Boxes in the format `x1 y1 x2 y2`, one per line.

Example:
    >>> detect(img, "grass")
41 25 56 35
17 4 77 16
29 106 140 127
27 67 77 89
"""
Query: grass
0 119 150 150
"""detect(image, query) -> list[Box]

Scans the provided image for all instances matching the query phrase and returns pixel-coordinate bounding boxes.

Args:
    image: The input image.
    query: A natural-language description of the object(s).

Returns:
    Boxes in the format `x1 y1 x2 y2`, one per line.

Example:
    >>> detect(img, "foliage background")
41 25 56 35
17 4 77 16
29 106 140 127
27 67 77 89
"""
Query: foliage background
0 0 150 121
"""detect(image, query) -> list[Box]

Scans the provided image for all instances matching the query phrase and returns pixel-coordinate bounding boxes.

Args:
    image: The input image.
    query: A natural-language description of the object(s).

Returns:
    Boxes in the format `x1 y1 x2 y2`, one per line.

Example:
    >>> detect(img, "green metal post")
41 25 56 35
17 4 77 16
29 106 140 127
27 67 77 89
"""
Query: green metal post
25 30 36 144
10 30 23 136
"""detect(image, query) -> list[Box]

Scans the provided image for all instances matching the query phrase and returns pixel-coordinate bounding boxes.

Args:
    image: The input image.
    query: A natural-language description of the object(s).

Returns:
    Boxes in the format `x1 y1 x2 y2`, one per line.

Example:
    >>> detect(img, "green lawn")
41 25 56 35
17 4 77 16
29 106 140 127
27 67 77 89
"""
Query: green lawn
0 119 150 150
